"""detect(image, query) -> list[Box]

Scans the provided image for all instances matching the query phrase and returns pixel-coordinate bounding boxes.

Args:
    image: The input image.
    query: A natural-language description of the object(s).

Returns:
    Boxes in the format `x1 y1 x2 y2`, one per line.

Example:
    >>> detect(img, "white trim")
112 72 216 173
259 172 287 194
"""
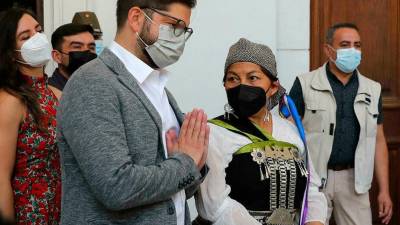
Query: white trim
44 0 59 75
53 0 63 29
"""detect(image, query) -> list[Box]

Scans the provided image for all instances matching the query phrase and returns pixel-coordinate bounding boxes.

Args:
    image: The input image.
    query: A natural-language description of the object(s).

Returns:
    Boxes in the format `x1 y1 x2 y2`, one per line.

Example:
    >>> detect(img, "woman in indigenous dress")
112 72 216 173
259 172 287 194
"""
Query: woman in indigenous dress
195 38 327 225
0 8 61 224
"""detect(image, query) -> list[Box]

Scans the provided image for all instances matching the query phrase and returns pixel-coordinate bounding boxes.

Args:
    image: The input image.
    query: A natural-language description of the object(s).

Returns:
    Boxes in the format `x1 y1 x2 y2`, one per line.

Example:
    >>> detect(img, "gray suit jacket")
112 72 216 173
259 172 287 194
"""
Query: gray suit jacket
57 48 203 225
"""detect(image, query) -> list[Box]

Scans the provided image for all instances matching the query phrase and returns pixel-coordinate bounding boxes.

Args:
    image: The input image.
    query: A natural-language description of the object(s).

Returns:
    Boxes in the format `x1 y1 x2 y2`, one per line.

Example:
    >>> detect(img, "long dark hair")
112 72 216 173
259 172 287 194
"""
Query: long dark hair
0 8 45 131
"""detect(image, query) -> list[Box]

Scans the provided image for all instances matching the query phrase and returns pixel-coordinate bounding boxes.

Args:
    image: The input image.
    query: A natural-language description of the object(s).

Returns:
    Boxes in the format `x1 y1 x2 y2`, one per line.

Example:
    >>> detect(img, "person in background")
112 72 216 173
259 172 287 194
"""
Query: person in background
72 11 104 55
195 38 327 225
289 22 392 225
0 8 61 224
49 23 97 99
56 0 208 224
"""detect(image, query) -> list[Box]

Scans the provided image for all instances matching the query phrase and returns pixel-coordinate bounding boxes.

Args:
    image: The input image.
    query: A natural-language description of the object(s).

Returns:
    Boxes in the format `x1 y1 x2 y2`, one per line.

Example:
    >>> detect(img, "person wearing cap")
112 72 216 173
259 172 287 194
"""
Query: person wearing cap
72 11 104 55
194 38 327 225
49 23 97 99
289 23 392 225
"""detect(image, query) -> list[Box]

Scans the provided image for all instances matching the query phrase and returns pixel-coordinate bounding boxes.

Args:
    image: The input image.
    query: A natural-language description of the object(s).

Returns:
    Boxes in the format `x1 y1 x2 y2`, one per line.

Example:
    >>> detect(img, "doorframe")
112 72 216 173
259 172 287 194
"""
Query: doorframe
36 0 43 26
310 0 322 71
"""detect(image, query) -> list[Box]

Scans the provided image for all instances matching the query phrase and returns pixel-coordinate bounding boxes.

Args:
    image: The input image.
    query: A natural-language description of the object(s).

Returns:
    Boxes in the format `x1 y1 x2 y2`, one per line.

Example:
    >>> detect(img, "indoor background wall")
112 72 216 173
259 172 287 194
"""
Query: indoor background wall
43 0 310 219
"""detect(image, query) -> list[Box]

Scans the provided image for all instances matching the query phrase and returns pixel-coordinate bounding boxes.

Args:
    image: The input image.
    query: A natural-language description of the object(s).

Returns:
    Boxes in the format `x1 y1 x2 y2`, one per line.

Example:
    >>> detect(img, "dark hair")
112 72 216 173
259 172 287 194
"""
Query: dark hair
326 22 359 44
51 23 94 50
116 0 197 29
0 8 45 131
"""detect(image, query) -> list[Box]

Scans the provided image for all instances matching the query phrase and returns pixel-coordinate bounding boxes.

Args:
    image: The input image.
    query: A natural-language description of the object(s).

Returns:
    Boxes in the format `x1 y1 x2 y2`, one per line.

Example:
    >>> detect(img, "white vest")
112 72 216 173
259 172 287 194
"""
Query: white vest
297 63 381 194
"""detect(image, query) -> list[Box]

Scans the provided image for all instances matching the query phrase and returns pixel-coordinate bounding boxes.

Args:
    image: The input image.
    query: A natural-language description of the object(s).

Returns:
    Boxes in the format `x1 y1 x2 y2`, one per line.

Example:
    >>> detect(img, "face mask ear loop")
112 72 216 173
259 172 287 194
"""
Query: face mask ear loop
14 49 28 65
14 49 25 65
16 60 29 65
136 10 154 48
142 11 154 24
327 44 337 63
136 32 149 47
136 10 156 48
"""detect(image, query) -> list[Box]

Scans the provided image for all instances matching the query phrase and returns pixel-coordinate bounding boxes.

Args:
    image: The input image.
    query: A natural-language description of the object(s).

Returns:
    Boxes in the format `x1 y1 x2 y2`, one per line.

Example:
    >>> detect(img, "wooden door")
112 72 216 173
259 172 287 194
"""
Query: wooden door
310 0 400 225
0 0 43 26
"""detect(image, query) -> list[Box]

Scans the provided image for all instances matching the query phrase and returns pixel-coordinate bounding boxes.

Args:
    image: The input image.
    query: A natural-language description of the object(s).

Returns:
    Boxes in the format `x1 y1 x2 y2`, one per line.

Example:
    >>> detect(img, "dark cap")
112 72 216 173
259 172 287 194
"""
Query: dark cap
225 38 277 80
72 11 102 39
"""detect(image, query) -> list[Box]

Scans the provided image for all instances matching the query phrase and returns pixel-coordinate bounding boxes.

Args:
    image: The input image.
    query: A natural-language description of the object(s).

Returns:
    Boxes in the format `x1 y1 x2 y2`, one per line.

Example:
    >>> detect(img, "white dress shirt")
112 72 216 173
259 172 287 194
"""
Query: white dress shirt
109 41 186 225
195 114 327 225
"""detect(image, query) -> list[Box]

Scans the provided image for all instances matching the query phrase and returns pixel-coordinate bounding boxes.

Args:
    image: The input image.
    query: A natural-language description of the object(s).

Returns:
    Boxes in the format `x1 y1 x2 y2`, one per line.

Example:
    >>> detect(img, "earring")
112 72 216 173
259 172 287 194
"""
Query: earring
264 98 272 122
224 103 235 120
266 96 272 111
263 110 270 123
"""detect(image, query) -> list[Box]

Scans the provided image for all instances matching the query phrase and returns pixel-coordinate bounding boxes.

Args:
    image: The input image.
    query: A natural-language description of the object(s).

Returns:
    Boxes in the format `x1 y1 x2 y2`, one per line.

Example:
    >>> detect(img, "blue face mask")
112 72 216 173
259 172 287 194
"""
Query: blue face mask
332 47 362 73
95 40 104 55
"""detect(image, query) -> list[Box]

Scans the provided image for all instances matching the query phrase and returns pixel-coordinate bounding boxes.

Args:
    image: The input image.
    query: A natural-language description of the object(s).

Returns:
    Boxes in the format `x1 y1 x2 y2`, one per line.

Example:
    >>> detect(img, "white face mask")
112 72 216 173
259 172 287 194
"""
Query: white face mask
15 32 52 67
137 14 186 68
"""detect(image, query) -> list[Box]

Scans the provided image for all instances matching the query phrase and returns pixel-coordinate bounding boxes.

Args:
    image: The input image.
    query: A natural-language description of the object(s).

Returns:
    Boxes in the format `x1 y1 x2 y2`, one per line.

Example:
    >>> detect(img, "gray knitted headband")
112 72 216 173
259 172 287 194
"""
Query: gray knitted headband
224 38 277 80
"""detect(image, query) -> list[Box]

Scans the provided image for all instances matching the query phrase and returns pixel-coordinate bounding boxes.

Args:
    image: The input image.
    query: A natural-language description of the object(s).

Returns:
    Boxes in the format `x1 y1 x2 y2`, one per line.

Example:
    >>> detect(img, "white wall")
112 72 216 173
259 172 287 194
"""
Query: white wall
167 0 310 118
44 0 117 74
44 0 310 220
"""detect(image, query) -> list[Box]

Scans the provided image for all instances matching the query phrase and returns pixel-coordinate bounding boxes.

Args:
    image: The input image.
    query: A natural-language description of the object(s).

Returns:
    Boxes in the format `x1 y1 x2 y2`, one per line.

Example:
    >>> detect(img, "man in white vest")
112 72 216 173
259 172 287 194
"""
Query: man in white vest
289 23 392 225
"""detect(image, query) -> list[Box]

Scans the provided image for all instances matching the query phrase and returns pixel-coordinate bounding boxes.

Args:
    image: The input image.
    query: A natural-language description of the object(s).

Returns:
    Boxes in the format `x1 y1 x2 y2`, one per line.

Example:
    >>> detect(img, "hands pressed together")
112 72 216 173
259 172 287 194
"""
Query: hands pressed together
166 109 210 170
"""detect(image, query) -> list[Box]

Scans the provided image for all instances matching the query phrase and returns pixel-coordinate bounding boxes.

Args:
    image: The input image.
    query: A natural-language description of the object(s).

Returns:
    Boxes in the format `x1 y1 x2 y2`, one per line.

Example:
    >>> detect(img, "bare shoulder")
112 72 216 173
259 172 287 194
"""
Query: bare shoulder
0 90 25 123
48 85 62 100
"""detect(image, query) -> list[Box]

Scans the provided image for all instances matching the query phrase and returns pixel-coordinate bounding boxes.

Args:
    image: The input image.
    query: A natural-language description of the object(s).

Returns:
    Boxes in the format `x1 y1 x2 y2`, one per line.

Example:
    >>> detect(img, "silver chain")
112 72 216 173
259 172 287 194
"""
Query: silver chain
267 157 277 211
278 158 288 209
252 145 304 213
288 159 297 210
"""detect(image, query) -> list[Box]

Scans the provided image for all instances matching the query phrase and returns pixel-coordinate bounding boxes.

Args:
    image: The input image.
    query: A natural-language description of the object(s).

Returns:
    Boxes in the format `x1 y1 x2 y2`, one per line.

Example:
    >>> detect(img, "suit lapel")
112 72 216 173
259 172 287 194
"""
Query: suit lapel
166 89 184 125
99 48 163 138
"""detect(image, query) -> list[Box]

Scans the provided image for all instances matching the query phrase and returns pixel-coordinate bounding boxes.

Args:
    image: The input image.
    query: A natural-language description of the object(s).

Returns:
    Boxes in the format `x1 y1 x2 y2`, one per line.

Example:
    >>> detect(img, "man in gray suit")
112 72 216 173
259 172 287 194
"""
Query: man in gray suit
57 0 209 224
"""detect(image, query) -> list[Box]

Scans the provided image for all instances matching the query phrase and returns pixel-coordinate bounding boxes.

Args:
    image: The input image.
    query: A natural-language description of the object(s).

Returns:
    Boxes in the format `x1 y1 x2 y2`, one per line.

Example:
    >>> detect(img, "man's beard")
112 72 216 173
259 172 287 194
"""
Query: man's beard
137 20 159 68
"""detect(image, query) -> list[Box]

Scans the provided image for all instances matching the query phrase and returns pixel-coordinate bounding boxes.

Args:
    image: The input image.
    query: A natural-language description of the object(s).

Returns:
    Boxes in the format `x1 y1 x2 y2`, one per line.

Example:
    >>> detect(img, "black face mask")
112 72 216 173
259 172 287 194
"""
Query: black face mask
66 51 97 75
226 84 267 118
